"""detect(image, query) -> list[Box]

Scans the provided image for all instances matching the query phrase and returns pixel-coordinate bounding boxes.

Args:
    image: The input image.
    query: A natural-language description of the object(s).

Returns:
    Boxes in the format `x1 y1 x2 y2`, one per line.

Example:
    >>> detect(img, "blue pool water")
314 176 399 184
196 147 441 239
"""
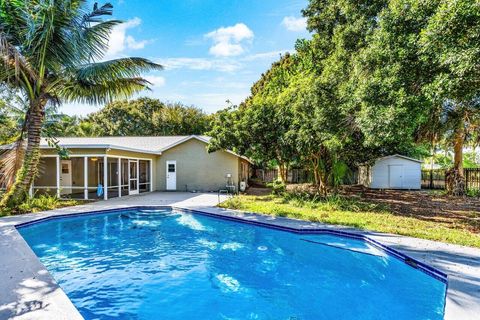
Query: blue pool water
18 208 446 320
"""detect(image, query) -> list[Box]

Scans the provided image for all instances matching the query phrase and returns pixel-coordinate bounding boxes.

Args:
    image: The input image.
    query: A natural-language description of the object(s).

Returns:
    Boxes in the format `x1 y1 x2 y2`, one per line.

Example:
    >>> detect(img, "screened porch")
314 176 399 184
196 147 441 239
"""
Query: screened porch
32 155 152 200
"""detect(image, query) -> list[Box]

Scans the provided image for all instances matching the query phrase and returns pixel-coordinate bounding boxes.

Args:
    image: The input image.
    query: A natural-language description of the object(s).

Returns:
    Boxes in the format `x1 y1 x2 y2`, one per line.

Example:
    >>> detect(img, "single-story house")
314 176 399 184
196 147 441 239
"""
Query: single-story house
8 135 251 200
358 154 422 190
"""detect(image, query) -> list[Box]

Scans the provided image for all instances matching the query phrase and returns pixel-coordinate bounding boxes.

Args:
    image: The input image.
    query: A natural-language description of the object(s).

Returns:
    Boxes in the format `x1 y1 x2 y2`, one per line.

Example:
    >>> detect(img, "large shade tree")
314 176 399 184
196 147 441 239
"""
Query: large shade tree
352 0 480 195
0 1 162 207
86 97 211 136
419 0 480 194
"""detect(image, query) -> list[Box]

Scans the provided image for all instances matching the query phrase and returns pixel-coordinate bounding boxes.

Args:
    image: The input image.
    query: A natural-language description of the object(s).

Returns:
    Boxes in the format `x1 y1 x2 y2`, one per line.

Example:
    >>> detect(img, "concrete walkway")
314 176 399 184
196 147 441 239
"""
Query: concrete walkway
0 192 479 319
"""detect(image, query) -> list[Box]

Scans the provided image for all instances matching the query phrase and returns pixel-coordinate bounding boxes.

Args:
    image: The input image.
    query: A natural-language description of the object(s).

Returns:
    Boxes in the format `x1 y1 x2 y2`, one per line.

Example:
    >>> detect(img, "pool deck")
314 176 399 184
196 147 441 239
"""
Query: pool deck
0 191 479 320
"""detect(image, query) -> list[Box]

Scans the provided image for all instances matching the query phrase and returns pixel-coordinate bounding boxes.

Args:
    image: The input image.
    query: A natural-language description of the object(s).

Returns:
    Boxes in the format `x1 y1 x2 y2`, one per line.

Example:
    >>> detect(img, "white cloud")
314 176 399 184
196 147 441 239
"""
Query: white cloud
155 50 291 74
242 50 290 62
126 36 148 50
144 75 166 88
209 42 245 57
105 17 150 58
281 16 307 32
157 57 242 72
205 23 254 57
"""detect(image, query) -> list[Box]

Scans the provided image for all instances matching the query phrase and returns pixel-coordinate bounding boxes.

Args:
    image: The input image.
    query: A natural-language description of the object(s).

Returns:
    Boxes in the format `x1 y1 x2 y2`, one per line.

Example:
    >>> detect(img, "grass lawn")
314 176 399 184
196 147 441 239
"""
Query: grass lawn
219 194 480 248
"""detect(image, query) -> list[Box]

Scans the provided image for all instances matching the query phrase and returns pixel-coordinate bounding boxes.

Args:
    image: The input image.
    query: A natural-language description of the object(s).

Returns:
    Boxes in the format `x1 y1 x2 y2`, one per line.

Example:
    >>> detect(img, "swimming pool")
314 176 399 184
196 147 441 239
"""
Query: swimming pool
18 207 447 319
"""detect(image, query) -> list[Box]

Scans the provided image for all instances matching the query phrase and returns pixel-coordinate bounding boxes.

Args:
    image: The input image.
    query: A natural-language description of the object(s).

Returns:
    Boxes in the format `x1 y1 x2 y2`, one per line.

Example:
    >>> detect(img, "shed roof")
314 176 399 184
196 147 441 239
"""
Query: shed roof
358 154 423 167
375 154 423 163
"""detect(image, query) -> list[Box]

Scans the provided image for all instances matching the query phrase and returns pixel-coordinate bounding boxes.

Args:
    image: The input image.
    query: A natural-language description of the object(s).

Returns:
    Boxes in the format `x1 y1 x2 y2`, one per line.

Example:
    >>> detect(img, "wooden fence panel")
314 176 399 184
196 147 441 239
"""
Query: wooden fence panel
254 169 312 184
422 168 480 191
465 168 480 190
421 169 446 189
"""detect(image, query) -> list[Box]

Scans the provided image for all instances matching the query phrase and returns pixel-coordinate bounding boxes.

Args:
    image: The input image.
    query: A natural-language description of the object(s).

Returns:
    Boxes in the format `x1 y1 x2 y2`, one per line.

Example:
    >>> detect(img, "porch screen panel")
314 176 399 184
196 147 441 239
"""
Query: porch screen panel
139 160 150 193
69 158 85 199
87 157 103 199
107 158 119 199
121 159 129 196
33 157 57 196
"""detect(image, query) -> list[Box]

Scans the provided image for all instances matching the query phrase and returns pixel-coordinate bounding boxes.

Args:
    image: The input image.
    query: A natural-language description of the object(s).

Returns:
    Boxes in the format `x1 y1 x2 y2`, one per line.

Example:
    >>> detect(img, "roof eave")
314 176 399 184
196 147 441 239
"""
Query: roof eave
159 135 254 163
39 144 162 155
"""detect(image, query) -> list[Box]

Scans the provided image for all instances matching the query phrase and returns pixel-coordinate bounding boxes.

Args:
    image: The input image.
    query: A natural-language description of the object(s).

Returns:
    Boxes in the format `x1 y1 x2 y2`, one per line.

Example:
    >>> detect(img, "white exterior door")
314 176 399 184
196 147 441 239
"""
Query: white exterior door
166 161 177 190
60 160 72 195
388 165 403 189
129 160 139 195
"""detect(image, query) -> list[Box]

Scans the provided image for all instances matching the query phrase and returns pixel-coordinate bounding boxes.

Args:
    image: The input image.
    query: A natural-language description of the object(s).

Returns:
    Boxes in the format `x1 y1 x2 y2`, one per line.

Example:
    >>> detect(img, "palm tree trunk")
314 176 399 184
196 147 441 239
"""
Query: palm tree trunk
446 119 466 196
453 127 464 175
1 98 46 207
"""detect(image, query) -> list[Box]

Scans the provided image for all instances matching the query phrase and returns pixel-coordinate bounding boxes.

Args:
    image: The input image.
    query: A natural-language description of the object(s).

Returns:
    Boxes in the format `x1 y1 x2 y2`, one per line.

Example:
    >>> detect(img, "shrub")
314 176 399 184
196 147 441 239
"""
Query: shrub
17 194 78 214
285 184 322 202
466 189 480 197
218 196 243 210
267 180 286 195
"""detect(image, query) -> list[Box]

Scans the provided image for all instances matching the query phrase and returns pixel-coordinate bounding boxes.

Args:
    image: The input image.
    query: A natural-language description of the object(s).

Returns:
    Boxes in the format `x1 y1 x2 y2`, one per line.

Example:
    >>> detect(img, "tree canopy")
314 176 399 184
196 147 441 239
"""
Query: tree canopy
0 1 162 207
208 0 480 195
85 97 211 136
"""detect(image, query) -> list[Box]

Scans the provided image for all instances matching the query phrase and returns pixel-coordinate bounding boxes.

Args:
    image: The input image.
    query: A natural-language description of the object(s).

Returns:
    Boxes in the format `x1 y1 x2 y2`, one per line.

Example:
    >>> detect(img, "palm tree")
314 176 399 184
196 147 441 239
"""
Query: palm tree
0 1 163 207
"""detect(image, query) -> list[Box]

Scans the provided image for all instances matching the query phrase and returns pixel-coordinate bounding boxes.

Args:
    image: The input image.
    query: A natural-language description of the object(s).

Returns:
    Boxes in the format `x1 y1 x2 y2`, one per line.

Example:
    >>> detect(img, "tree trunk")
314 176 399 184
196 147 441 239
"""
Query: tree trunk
446 119 466 196
312 158 319 185
278 162 287 183
1 98 46 207
318 171 328 196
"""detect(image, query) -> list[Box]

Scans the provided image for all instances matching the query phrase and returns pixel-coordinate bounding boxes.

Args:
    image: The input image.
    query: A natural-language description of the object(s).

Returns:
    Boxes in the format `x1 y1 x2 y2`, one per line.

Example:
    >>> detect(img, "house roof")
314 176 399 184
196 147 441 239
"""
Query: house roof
35 135 251 162
38 135 206 154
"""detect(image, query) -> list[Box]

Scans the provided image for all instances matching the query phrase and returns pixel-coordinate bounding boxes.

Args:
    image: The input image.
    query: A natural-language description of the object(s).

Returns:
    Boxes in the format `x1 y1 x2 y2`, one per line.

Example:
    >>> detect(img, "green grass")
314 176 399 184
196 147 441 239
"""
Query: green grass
219 194 480 248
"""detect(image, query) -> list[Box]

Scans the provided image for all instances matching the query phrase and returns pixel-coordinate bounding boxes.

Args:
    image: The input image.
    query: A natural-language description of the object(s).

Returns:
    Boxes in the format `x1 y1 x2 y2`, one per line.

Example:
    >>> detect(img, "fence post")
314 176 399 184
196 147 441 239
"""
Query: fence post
465 169 469 191
430 170 433 189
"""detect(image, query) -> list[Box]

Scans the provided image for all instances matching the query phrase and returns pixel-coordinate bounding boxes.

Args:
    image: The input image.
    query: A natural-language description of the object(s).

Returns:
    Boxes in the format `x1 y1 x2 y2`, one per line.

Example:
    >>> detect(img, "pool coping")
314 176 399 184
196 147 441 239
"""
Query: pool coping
1 201 479 320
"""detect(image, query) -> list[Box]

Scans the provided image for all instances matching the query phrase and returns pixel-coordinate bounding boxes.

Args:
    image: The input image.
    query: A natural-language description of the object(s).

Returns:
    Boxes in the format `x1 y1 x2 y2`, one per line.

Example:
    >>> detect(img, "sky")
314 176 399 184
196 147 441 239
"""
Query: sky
61 0 310 116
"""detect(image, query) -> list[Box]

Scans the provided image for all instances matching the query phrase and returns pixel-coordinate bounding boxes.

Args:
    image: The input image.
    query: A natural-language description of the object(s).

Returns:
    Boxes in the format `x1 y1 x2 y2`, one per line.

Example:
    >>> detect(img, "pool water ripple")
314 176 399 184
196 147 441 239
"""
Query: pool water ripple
19 208 446 320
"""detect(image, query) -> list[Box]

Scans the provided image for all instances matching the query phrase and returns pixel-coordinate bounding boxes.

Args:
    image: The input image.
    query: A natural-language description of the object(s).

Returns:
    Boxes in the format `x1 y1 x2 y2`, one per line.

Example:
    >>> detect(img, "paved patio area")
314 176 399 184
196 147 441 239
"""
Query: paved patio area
0 191 479 319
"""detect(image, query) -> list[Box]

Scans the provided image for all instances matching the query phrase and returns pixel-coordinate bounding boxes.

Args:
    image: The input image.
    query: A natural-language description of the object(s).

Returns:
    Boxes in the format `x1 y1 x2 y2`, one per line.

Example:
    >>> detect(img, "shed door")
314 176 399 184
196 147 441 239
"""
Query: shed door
388 165 403 188
166 161 177 190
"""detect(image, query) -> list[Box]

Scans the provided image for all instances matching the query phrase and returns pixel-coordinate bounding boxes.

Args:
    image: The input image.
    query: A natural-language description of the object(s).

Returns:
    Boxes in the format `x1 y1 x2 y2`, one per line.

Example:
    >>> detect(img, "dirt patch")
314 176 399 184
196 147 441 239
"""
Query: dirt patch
245 187 271 196
245 184 480 233
341 185 480 233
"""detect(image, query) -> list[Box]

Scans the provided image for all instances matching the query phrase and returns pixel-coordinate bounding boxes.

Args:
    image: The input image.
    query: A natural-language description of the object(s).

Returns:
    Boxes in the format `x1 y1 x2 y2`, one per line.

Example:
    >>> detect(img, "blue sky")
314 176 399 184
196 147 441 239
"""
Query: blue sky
62 0 310 116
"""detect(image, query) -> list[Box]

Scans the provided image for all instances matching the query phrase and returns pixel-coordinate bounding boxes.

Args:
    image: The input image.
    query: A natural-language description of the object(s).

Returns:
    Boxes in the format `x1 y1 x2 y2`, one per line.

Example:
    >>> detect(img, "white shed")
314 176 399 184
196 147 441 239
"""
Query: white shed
358 155 422 190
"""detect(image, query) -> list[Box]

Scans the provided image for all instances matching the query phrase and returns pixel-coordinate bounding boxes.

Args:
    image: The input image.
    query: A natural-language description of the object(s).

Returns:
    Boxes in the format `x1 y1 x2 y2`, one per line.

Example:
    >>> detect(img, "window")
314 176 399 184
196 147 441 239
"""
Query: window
62 164 69 174
168 164 175 173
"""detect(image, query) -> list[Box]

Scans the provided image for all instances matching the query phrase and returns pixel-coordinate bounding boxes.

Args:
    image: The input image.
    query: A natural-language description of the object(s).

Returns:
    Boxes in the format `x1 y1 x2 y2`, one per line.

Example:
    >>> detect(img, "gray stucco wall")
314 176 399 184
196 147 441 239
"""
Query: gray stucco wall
156 139 240 192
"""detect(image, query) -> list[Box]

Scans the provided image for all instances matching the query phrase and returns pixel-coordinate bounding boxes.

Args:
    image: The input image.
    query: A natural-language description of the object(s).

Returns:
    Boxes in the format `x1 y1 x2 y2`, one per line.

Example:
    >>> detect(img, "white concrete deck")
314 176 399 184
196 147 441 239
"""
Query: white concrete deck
0 191 479 320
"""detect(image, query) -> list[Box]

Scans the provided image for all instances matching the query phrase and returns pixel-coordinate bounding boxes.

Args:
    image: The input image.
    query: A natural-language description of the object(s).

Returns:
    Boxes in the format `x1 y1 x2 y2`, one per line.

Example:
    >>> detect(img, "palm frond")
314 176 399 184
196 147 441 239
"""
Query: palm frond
57 77 152 105
80 20 122 61
81 3 114 24
0 139 25 190
0 31 37 83
74 58 163 83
